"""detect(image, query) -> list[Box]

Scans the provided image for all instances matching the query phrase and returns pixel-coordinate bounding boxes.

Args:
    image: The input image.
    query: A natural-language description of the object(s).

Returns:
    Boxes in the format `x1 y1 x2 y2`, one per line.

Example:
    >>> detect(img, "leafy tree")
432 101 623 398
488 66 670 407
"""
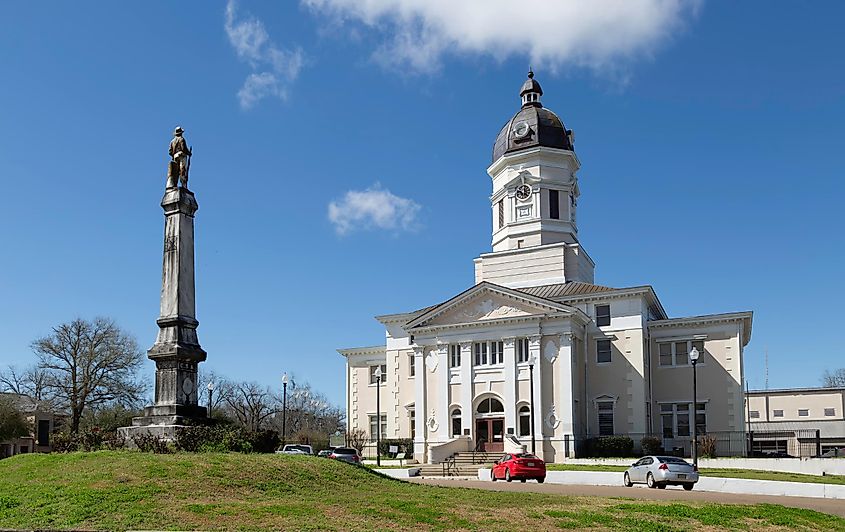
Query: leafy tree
0 396 30 441
822 368 845 388
32 318 146 434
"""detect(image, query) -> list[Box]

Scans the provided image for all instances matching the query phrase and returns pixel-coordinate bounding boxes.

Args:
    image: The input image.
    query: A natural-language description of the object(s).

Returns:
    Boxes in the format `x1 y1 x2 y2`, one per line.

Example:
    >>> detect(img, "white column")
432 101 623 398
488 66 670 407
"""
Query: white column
529 335 543 447
558 333 575 437
413 346 426 459
436 343 449 441
460 342 473 436
503 337 517 435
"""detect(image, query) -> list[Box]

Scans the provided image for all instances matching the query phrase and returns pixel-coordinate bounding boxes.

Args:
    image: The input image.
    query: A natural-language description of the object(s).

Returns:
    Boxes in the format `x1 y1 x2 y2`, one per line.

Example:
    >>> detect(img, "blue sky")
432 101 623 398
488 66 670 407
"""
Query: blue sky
0 1 843 406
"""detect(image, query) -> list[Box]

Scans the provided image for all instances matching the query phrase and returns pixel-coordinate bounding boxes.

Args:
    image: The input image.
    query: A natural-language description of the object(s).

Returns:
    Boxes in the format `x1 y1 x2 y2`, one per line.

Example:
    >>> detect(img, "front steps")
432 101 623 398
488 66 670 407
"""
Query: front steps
417 451 498 477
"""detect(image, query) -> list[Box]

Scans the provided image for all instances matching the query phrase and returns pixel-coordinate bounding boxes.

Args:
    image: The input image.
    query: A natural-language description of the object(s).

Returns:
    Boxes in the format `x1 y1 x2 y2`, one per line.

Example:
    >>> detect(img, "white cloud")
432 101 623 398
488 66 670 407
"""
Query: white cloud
303 0 700 75
225 1 304 109
328 184 421 235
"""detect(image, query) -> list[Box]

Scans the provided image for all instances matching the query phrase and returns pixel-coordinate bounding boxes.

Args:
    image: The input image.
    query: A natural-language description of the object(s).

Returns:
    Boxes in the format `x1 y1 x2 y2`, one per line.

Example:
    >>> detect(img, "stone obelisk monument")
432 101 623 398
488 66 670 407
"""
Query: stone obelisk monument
123 126 207 440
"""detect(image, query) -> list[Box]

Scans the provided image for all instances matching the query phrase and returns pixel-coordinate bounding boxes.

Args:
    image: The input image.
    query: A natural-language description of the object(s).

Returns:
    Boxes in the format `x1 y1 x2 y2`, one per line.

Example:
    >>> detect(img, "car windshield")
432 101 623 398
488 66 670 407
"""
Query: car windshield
333 448 357 454
285 445 311 452
657 457 690 465
514 454 538 459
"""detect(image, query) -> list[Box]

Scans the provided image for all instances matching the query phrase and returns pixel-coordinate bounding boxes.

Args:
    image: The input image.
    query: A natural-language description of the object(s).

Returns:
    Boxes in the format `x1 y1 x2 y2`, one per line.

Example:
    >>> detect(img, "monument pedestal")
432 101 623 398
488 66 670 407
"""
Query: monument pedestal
120 185 209 444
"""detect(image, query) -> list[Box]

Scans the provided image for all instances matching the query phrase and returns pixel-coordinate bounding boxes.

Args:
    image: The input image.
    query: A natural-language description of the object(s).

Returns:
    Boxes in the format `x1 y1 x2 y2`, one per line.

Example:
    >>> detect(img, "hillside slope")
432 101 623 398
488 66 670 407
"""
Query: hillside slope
0 452 843 530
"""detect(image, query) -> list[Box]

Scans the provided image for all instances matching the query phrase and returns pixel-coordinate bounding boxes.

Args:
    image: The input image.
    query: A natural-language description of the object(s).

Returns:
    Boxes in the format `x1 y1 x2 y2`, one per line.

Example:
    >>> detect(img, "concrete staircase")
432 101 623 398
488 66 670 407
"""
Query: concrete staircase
417 451 498 477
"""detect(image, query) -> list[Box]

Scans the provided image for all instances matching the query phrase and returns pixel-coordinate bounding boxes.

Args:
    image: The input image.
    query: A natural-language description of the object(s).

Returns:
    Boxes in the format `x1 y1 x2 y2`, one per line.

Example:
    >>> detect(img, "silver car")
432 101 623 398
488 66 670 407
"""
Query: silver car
624 455 699 490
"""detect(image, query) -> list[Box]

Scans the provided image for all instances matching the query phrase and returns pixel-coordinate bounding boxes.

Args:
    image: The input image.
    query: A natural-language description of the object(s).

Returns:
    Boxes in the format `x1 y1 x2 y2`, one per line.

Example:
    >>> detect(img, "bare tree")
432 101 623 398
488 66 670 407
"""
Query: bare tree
345 428 368 453
32 318 146 434
224 381 280 432
0 365 51 402
0 395 30 441
197 369 235 415
822 368 845 388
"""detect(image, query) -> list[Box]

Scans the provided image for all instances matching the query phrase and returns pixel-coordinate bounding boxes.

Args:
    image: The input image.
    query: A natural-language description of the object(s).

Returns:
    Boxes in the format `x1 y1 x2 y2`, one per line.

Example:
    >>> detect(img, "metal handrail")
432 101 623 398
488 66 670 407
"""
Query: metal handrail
441 454 458 476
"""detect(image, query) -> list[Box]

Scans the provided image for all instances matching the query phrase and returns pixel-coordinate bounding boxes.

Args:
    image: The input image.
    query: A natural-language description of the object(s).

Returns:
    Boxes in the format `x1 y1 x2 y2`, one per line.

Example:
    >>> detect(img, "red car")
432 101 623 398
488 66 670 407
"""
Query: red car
491 453 546 483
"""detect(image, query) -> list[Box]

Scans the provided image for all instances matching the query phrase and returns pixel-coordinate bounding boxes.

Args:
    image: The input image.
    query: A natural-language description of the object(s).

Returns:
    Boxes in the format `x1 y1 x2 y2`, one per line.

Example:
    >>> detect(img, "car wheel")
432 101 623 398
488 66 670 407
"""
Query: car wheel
505 469 512 482
623 472 632 487
537 477 545 484
657 483 666 489
646 473 656 488
683 484 694 491
520 479 526 483
491 470 497 482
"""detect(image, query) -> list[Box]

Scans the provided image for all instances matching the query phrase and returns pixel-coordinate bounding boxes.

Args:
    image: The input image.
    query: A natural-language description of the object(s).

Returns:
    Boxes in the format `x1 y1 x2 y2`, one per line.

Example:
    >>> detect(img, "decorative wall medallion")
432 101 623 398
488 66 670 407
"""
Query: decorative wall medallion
459 299 494 319
543 340 557 363
425 352 439 372
181 377 194 396
545 405 561 430
427 410 439 432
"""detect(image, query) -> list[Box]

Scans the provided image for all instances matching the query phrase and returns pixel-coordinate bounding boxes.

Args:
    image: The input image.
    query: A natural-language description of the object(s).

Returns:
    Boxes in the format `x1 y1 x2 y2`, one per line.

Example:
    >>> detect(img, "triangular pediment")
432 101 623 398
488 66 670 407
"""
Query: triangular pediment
405 282 577 331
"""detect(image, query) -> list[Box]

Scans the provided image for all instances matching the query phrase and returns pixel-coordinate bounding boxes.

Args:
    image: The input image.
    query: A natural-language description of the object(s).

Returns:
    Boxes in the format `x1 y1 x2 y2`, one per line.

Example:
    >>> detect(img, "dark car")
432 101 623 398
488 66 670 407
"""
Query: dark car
329 447 361 464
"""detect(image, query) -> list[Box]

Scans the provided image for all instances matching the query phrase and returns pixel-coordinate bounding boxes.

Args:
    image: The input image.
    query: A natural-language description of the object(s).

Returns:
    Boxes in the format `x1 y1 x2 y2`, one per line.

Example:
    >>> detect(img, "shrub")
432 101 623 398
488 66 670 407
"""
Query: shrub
590 436 634 457
174 425 279 453
50 429 125 452
377 438 414 457
131 432 171 454
699 434 718 458
640 436 662 456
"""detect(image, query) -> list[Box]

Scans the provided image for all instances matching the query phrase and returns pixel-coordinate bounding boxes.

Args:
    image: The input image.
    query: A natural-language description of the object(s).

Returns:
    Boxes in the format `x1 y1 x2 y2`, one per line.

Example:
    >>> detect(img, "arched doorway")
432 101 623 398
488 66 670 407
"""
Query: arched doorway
475 396 505 452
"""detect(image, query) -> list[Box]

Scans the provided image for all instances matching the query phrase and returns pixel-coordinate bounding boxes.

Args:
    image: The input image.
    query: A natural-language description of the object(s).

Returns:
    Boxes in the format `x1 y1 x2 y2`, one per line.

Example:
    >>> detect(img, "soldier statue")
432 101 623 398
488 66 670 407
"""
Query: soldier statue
167 126 192 190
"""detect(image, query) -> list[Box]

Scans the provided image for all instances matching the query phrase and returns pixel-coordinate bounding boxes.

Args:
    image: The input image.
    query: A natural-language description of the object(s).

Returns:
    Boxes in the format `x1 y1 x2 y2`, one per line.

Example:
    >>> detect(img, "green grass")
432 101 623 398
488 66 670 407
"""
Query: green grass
545 463 845 485
0 452 842 531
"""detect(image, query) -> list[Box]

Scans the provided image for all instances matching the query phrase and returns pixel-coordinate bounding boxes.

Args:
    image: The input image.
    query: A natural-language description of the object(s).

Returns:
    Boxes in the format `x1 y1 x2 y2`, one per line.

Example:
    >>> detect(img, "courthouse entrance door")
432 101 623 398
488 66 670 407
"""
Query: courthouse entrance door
476 418 505 452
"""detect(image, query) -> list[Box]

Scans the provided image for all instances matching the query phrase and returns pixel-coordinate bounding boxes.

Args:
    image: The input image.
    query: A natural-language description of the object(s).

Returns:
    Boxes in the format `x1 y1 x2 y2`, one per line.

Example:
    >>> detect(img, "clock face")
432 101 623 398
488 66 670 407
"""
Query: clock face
512 121 530 138
515 184 531 201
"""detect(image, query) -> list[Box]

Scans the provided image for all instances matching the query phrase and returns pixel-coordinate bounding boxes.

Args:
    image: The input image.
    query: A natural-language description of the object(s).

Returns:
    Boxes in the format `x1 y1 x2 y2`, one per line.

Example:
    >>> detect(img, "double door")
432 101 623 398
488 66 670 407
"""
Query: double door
476 418 504 452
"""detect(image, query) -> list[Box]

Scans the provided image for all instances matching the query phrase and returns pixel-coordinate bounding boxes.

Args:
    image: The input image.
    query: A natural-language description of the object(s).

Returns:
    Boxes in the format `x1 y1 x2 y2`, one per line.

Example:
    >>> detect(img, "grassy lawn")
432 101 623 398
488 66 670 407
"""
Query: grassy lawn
0 452 842 531
545 463 845 485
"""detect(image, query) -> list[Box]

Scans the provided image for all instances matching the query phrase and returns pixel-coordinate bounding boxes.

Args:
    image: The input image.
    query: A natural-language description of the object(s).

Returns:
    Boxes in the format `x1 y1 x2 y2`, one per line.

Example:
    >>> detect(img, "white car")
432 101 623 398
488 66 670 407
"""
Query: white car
275 444 314 455
624 455 699 490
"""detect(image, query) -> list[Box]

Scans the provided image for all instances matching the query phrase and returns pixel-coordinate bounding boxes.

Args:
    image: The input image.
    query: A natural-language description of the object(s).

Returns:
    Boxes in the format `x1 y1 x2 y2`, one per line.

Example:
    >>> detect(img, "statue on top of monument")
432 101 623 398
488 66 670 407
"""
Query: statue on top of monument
167 126 192 190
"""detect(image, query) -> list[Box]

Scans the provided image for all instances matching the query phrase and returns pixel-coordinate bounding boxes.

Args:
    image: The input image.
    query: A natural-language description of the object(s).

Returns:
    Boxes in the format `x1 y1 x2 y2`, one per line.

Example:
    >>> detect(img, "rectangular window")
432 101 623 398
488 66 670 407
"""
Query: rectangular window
660 403 706 438
369 414 387 440
549 189 560 219
369 364 387 384
595 304 611 327
410 410 416 439
659 343 672 366
474 342 488 366
408 354 415 377
498 199 504 229
657 340 704 367
490 341 504 365
677 403 690 437
825 408 836 417
516 338 530 363
450 344 462 368
37 420 50 447
749 410 760 419
596 339 612 363
597 401 614 436
674 341 689 366
798 409 809 417
773 409 784 418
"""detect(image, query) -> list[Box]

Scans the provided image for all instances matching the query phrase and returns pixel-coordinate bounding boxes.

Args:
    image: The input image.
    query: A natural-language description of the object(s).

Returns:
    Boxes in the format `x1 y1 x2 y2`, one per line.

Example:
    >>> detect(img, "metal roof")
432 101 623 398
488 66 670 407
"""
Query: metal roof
517 281 617 299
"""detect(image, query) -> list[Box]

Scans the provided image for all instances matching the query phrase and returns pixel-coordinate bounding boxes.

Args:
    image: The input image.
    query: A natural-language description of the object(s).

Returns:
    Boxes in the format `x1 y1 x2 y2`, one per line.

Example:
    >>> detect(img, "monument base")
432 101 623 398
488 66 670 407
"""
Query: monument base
119 404 211 448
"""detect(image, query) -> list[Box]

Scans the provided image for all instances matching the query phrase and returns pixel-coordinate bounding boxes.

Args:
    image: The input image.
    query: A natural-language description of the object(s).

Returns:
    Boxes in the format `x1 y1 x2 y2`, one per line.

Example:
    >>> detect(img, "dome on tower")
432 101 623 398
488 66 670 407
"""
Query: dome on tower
492 70 574 162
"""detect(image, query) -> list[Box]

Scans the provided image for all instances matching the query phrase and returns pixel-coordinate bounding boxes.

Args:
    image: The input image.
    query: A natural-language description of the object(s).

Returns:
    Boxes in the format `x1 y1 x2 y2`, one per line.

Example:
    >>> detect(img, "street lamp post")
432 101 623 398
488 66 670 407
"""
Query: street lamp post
529 353 536 455
207 381 214 418
689 347 700 467
374 366 382 467
281 373 289 447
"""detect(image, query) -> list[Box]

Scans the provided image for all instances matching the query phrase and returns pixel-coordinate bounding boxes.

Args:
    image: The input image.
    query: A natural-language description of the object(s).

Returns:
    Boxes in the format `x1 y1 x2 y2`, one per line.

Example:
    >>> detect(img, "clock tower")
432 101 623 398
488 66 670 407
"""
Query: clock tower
474 71 595 288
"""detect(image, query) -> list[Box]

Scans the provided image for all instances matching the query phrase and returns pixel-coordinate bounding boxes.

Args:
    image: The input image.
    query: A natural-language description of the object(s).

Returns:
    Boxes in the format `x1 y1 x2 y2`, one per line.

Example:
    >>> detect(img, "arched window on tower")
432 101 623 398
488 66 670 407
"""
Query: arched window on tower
518 405 531 437
451 408 462 437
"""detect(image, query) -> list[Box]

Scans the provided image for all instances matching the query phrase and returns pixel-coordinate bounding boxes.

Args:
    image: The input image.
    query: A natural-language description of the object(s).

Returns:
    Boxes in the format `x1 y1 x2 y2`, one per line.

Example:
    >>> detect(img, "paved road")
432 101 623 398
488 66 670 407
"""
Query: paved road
409 478 845 518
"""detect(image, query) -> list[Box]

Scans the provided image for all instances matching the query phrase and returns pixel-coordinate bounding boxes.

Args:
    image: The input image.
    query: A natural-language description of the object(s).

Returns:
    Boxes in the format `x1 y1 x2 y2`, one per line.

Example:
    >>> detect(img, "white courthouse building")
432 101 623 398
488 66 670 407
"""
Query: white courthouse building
339 72 753 464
